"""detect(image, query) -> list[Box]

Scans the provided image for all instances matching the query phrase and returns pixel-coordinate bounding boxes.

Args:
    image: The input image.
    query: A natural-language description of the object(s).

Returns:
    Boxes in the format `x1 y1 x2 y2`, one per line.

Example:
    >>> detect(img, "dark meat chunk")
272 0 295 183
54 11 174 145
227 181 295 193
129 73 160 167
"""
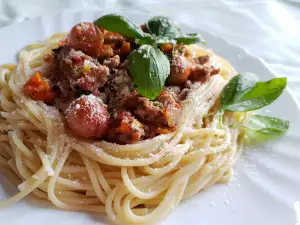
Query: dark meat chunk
135 90 181 128
188 54 220 83
105 69 138 110
52 45 86 76
108 111 144 144
52 45 109 94
144 124 177 139
189 65 220 83
103 55 120 69
178 88 189 100
74 65 109 94
195 55 210 65
140 24 150 33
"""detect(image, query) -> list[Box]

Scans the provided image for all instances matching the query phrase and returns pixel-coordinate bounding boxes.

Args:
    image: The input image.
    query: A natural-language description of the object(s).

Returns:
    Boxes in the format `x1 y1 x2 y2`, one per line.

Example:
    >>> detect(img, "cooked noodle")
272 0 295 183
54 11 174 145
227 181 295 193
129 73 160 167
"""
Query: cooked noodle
0 33 248 224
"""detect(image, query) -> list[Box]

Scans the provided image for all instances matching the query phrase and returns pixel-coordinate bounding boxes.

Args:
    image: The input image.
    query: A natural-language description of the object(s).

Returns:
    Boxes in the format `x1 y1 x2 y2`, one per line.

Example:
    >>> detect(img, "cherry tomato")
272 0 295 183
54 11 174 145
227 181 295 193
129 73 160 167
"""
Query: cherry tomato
65 95 110 138
67 22 103 57
167 55 191 85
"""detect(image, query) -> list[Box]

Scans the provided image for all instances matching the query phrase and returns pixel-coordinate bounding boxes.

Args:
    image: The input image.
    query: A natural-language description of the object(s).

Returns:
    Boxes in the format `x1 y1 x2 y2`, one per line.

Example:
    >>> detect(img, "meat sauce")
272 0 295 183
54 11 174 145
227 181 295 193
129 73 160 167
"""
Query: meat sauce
23 22 220 144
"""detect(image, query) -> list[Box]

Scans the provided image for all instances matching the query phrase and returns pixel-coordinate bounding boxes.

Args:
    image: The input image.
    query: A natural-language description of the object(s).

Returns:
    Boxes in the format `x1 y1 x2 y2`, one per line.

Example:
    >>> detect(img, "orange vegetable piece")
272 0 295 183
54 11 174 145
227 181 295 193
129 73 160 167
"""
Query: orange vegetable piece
120 42 132 56
160 44 173 53
23 72 55 103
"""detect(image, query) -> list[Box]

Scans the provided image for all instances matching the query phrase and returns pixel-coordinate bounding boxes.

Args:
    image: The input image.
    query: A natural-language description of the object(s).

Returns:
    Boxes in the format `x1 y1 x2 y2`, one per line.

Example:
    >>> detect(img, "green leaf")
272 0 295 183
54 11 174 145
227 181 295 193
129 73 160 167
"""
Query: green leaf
220 73 287 112
175 33 206 45
146 17 205 45
243 115 289 142
94 14 153 43
220 73 258 110
128 45 170 99
146 16 182 37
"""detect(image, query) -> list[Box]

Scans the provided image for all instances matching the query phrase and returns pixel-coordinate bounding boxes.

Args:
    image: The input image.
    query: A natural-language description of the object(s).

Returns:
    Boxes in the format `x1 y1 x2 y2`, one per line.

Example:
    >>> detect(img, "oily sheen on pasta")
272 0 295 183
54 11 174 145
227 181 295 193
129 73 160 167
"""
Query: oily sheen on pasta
0 31 247 225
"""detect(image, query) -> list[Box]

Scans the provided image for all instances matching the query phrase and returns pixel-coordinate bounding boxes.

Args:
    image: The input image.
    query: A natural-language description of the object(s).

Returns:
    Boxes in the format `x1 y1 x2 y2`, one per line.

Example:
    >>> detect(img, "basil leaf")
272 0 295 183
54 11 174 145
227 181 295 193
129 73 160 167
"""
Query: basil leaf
243 115 289 142
146 16 182 38
221 73 258 109
146 17 205 45
128 45 170 100
94 14 153 42
175 33 206 45
220 74 287 112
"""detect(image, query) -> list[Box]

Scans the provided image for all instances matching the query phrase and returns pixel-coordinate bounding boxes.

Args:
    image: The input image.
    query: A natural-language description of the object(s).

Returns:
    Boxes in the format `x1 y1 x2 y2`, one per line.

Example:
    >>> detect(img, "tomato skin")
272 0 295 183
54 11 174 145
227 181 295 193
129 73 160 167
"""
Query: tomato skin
67 22 103 57
160 43 173 54
167 55 191 85
23 72 55 103
65 95 110 139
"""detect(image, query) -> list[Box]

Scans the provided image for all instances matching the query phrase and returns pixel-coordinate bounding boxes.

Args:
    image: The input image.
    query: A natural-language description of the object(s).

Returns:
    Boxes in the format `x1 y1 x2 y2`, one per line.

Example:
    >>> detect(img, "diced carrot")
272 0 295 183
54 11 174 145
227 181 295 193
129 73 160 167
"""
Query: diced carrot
120 42 131 56
23 71 55 103
58 39 67 47
43 51 54 63
160 44 173 53
156 126 177 134
118 122 132 133
131 132 141 142
99 45 114 57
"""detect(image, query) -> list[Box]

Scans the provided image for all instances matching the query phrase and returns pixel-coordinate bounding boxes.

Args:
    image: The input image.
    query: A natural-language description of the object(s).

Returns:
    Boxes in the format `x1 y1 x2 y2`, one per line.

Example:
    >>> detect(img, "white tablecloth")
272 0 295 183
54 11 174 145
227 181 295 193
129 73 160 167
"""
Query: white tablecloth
0 0 299 100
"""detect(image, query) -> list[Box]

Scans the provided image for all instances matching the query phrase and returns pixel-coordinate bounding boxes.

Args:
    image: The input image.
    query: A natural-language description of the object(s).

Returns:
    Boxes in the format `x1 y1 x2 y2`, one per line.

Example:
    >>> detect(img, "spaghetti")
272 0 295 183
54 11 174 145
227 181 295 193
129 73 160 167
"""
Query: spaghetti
0 30 247 224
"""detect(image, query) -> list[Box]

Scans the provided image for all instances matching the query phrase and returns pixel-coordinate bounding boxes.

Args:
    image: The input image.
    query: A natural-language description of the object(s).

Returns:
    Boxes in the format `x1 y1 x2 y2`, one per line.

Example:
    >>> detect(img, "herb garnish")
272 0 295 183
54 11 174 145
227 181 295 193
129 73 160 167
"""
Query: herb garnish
94 14 204 99
219 73 289 140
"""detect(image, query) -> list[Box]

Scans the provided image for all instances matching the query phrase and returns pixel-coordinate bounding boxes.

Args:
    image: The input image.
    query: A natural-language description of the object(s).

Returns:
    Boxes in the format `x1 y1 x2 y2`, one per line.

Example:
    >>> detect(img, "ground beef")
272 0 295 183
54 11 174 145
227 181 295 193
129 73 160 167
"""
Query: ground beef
48 45 109 110
103 55 120 69
52 45 109 93
108 110 144 144
135 90 181 128
194 55 210 65
105 69 138 111
189 65 220 83
164 85 181 95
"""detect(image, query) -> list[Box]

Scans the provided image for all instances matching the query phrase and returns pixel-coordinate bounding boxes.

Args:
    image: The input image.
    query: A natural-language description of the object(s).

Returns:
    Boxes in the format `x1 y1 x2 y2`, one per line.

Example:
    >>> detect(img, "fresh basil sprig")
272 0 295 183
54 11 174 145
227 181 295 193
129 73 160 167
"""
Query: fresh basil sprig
220 74 287 112
146 16 205 45
146 16 182 38
242 115 289 142
175 33 205 45
94 14 204 46
94 14 154 44
128 45 170 99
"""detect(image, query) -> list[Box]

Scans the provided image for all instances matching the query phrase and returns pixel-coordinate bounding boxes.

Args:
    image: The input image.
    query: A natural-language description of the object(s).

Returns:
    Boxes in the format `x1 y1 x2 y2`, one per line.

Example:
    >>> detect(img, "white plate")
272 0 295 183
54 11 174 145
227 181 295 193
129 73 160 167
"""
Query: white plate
0 9 300 225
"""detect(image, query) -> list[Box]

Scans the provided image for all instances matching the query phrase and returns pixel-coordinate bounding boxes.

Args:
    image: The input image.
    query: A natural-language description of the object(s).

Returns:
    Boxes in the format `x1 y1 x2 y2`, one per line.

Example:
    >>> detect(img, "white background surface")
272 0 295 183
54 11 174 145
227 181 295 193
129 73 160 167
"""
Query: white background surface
0 1 300 225
0 0 299 100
